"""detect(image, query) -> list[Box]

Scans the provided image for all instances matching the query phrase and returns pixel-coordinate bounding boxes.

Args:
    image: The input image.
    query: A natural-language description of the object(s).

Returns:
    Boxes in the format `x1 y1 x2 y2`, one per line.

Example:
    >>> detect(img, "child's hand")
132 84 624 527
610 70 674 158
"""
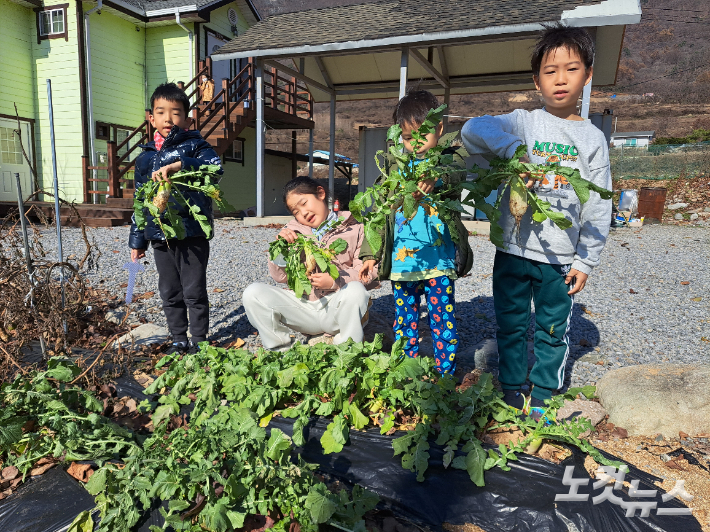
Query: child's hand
278 227 299 243
413 179 435 199
308 272 336 290
151 161 182 183
518 155 543 189
359 260 376 283
131 248 146 262
565 269 588 295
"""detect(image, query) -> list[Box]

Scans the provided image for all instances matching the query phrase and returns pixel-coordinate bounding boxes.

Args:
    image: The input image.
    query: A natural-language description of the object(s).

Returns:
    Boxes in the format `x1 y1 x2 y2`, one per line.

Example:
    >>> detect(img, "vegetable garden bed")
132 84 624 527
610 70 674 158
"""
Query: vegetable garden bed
0 338 701 532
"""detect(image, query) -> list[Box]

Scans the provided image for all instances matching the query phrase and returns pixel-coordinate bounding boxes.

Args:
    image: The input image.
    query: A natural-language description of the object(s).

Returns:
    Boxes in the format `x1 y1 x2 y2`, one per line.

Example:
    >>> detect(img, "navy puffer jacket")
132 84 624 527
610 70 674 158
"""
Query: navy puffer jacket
128 127 223 249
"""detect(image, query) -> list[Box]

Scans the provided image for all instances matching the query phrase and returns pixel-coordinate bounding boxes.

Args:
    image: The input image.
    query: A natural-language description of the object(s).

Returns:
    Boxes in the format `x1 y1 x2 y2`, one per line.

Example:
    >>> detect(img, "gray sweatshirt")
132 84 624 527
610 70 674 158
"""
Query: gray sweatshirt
461 108 612 275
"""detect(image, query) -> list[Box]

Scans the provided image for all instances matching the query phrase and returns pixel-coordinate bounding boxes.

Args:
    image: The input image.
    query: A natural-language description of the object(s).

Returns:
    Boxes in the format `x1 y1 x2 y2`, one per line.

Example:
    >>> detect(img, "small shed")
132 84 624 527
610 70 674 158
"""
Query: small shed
212 0 642 216
611 131 656 148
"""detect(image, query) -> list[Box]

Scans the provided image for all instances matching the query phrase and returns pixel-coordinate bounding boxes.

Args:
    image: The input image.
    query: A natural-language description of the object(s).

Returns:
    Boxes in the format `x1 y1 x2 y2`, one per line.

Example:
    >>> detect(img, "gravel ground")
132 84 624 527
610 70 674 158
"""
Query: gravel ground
34 221 710 388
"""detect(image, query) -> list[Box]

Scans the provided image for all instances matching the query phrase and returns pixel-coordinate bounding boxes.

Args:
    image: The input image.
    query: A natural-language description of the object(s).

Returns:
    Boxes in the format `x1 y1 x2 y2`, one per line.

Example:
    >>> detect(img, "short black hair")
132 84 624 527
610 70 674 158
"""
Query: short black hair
283 176 327 204
150 82 190 116
531 23 595 76
392 87 440 127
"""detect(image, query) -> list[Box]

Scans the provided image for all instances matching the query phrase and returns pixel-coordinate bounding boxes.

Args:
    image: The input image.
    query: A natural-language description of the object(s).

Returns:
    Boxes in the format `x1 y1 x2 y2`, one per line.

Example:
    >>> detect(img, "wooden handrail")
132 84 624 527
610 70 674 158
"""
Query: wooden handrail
115 132 148 167
116 120 148 152
96 57 314 204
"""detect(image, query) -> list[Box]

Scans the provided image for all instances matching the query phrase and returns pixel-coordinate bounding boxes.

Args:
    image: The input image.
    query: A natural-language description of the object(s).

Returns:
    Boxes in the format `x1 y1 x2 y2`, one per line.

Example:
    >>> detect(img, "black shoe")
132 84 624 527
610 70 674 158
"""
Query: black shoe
165 341 189 356
186 341 203 355
503 389 526 411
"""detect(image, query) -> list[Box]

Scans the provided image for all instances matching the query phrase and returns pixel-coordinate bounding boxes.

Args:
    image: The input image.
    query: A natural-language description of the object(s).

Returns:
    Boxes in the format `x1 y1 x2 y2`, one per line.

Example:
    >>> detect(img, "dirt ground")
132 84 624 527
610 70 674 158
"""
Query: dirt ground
593 432 710 532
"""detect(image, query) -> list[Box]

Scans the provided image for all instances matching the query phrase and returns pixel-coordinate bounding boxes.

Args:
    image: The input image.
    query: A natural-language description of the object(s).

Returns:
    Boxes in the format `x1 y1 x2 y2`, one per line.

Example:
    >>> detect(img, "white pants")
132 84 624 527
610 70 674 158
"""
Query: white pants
242 282 371 349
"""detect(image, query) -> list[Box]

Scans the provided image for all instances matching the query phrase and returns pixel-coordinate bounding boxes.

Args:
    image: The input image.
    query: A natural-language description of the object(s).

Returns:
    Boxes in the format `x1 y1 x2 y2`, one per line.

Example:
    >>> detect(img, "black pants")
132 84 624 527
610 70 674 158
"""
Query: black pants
152 237 210 343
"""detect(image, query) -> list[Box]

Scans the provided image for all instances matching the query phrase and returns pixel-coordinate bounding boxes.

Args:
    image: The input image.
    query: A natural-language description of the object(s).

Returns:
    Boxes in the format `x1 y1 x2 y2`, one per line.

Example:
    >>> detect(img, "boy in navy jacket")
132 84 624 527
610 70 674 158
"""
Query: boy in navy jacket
129 83 223 354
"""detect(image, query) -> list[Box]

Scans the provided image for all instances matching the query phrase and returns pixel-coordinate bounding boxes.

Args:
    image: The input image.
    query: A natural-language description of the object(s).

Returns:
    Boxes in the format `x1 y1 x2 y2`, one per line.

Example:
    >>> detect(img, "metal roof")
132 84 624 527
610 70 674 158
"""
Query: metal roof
212 0 642 102
216 0 591 56
98 0 260 23
611 131 656 138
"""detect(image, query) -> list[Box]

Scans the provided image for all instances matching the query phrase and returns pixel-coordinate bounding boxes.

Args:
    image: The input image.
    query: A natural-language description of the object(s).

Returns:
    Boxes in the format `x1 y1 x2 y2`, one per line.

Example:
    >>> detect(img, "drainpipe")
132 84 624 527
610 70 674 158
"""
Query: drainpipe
175 10 194 101
84 0 102 203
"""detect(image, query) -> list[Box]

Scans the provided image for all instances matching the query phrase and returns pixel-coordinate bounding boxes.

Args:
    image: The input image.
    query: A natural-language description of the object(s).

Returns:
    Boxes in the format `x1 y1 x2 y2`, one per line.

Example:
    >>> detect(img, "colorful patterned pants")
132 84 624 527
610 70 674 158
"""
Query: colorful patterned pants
391 277 458 374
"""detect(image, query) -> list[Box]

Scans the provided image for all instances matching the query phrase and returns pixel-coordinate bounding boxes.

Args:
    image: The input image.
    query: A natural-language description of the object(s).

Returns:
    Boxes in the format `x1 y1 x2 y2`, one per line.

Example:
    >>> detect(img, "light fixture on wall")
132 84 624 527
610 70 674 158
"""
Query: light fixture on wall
228 8 238 36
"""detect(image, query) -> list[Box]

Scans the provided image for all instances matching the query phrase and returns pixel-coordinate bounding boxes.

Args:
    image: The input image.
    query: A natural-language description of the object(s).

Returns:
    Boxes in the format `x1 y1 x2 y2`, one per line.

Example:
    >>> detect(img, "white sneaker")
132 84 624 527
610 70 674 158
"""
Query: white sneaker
273 338 297 352
307 334 334 347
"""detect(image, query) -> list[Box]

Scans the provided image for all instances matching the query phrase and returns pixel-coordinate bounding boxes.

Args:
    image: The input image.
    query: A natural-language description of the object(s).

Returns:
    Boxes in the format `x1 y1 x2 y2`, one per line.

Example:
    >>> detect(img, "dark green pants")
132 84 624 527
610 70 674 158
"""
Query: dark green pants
492 251 574 401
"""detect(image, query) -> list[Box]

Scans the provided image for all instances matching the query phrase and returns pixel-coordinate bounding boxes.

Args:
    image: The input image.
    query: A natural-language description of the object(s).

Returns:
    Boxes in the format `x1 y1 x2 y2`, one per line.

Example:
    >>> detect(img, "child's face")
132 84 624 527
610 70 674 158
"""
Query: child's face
150 97 189 138
533 46 592 117
401 121 444 157
286 188 329 229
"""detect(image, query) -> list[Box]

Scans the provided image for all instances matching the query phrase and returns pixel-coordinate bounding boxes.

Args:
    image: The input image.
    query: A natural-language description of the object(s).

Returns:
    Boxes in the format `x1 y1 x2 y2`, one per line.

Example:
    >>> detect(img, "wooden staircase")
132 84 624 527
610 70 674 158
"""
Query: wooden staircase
79 57 314 227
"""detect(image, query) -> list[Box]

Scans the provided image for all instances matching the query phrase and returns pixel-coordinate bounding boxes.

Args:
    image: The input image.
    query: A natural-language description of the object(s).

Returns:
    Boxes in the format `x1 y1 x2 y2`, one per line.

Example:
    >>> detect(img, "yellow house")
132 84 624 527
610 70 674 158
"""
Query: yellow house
0 0 314 224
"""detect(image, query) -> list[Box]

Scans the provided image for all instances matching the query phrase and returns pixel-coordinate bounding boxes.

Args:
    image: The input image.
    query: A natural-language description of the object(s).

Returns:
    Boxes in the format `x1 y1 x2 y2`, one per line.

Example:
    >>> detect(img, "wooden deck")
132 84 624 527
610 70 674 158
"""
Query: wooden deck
0 198 133 228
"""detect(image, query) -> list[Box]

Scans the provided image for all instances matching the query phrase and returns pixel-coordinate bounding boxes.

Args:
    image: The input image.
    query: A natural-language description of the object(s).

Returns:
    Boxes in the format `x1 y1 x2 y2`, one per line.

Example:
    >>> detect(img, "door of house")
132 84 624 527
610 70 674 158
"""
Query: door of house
0 119 33 202
207 32 230 101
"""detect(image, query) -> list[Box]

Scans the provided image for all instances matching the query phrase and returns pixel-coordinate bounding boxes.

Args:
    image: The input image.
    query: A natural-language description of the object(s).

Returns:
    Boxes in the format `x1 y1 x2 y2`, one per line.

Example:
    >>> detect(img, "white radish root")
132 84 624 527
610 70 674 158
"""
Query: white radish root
509 176 528 247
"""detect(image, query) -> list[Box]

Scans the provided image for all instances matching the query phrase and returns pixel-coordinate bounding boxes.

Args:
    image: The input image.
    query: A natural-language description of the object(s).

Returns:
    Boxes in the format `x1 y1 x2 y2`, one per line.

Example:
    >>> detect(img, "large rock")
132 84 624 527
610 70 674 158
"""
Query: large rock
596 364 710 437
114 323 168 349
105 308 141 326
556 398 607 427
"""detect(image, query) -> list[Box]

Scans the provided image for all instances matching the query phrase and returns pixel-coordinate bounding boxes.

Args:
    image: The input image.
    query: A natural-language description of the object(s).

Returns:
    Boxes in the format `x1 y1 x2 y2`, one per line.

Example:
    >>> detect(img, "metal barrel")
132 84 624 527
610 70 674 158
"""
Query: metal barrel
637 187 667 222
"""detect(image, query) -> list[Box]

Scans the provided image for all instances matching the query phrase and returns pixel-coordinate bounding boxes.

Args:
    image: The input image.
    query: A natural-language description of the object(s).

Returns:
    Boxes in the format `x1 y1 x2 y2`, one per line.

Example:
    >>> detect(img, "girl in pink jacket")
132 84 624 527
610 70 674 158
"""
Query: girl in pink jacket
243 177 378 351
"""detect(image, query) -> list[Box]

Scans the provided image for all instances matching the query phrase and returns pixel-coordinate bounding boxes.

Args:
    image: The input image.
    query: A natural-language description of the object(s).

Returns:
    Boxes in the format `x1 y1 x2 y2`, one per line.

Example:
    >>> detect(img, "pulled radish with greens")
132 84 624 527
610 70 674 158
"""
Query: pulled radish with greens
462 145 613 249
133 164 233 240
269 232 348 299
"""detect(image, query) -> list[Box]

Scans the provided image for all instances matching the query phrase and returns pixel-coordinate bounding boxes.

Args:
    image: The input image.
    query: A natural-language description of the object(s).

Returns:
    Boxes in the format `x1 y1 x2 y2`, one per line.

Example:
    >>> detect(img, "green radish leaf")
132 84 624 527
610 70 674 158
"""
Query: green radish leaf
581 385 596 399
86 468 109 495
348 403 370 430
265 429 291 460
465 440 487 487
305 484 337 523
320 427 344 454
67 511 94 532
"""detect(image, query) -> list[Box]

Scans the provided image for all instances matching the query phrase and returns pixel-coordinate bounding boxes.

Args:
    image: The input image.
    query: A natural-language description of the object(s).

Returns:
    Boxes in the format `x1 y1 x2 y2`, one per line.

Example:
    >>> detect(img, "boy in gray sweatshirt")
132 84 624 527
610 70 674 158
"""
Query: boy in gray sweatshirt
461 25 611 419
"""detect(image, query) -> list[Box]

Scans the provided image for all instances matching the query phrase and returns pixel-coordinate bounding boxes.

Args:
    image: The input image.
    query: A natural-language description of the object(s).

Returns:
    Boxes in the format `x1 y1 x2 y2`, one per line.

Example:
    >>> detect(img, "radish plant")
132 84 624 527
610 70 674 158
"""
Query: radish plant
463 145 614 248
269 233 348 298
348 105 469 253
133 164 233 240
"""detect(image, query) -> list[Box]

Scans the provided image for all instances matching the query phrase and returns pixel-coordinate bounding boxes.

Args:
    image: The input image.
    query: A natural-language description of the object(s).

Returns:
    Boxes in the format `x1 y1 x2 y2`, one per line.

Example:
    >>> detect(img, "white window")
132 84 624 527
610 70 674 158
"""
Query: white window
39 9 65 36
225 138 244 163
0 127 24 165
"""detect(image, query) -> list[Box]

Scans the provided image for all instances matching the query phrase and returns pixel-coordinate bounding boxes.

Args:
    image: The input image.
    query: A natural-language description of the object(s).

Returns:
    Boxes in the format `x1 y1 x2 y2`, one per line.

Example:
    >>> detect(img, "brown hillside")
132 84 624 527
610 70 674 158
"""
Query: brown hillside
263 0 710 162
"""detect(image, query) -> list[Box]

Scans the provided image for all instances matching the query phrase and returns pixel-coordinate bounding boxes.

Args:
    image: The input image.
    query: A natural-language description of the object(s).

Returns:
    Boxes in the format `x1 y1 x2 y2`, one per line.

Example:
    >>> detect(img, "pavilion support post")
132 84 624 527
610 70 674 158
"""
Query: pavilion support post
291 131 297 178
399 48 408 100
256 60 265 217
443 87 451 132
580 77 592 120
328 91 336 209
308 129 314 179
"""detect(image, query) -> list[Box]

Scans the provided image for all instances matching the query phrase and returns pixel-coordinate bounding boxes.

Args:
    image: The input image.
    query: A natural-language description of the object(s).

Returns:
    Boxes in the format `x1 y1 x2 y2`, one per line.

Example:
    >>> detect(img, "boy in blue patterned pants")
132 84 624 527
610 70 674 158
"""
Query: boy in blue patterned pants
359 89 472 374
